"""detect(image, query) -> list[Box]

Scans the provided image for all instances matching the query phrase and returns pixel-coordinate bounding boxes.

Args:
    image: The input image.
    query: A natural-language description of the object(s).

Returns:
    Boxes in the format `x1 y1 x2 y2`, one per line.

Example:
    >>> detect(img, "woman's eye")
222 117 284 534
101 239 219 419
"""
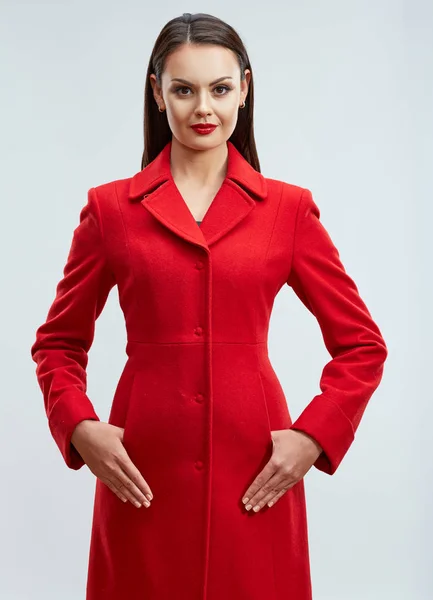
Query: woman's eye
174 85 231 96
214 85 231 95
175 86 191 95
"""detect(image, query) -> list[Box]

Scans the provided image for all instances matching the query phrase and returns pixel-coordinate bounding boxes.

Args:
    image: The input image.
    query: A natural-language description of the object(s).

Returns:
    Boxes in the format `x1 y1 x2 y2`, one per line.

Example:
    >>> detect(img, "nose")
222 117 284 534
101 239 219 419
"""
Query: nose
194 91 213 116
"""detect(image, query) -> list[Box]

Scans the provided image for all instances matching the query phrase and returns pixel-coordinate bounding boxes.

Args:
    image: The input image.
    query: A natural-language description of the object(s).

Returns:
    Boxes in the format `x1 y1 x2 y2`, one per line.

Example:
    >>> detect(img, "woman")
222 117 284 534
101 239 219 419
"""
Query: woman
30 12 388 600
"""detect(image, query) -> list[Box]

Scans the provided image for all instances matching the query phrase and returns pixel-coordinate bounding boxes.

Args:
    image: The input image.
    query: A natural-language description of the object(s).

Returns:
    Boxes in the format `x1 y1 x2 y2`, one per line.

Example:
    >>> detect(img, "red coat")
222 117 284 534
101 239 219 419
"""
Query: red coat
31 139 388 599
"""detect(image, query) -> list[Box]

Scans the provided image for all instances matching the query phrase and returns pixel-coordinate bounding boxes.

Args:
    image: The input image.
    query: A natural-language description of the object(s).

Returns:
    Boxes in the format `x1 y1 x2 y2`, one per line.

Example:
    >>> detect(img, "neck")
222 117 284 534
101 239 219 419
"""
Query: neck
169 137 228 188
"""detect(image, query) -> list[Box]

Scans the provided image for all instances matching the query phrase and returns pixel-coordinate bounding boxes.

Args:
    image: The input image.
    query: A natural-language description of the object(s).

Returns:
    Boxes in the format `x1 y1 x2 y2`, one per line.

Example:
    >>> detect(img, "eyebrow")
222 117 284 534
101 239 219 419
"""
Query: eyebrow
170 76 233 86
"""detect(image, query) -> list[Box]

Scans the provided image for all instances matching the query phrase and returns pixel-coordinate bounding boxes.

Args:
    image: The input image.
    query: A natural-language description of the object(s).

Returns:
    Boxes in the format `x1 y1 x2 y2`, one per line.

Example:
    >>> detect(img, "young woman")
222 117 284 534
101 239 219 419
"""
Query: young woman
31 12 388 600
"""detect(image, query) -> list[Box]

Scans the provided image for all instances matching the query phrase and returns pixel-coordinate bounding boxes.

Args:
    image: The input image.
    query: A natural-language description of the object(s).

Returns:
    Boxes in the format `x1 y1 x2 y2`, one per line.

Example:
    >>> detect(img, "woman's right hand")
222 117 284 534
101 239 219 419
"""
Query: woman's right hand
70 419 153 508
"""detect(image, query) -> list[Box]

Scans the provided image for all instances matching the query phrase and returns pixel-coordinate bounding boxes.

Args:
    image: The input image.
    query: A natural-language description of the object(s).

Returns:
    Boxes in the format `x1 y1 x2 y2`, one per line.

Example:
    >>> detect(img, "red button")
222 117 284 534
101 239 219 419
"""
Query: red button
195 394 204 403
195 461 204 470
194 327 203 336
195 261 204 269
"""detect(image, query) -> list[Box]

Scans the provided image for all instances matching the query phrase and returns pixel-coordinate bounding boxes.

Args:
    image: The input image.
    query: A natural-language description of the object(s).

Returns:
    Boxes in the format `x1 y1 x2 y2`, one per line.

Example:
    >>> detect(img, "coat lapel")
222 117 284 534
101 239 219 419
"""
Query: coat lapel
128 139 268 250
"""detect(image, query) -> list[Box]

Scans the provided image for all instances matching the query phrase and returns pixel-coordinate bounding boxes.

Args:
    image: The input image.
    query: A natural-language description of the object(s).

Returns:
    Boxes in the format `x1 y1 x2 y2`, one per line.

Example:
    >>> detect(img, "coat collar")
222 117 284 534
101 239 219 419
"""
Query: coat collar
128 139 267 250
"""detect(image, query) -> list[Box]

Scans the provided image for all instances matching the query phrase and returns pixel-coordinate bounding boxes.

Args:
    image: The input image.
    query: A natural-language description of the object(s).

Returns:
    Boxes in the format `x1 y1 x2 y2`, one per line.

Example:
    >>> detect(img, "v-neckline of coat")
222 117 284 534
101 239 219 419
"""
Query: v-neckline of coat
169 175 223 231
129 140 268 250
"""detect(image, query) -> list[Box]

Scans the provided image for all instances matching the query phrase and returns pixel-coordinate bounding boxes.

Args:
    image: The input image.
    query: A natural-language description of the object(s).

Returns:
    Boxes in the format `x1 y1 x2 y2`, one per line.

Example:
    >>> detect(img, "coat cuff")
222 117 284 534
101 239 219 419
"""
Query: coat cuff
48 391 100 470
290 394 355 475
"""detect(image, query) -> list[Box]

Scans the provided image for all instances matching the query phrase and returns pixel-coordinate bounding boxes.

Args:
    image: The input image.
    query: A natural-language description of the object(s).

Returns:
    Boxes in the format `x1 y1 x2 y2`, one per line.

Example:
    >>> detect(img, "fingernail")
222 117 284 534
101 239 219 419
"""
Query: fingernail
242 497 249 504
245 504 252 511
253 505 260 512
146 494 153 501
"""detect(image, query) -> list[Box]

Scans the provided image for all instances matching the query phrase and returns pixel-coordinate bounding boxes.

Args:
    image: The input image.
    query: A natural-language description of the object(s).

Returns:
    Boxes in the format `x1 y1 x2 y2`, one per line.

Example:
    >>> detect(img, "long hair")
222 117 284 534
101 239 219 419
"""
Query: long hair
140 12 261 173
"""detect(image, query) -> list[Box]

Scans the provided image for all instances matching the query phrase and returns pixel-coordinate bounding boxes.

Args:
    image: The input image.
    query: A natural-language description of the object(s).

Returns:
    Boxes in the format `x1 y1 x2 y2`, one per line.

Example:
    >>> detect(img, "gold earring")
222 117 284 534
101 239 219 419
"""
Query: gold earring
240 100 246 109
158 105 165 112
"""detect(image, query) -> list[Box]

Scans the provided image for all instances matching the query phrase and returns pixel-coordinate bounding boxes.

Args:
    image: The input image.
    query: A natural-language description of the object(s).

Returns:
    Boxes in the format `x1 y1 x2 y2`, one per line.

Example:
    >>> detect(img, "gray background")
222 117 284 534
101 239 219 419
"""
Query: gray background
1 1 431 598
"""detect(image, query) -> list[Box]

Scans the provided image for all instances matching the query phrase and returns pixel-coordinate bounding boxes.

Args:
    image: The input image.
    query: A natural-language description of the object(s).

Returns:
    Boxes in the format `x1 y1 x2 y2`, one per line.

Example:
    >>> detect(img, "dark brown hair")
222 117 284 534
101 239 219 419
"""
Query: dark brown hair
140 12 261 173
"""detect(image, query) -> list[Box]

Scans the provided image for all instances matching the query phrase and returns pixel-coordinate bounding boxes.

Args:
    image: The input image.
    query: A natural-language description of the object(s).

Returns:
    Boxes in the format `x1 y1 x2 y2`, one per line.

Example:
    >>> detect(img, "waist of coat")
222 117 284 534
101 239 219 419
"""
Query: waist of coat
125 339 268 360
124 339 271 370
126 339 268 347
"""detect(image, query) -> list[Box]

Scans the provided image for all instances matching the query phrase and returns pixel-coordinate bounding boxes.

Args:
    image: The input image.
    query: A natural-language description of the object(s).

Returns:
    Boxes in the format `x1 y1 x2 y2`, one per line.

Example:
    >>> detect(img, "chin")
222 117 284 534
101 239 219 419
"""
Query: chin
187 134 222 147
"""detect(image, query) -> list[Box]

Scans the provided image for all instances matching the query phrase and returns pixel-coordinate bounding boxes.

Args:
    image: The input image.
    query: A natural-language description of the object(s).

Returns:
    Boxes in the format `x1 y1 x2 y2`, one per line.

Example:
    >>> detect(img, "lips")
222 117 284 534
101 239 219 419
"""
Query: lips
191 124 217 131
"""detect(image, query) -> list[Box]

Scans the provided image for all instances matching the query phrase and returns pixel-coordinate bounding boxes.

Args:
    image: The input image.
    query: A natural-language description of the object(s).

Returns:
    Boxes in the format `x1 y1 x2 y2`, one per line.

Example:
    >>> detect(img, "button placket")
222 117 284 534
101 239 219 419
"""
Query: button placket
193 253 207 471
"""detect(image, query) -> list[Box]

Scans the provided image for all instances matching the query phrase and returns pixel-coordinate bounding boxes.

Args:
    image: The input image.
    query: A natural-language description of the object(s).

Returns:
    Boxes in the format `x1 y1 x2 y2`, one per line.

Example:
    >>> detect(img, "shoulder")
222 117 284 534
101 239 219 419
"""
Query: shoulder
87 176 134 218
80 177 133 240
263 176 303 198
261 177 321 237
263 176 310 212
92 176 132 202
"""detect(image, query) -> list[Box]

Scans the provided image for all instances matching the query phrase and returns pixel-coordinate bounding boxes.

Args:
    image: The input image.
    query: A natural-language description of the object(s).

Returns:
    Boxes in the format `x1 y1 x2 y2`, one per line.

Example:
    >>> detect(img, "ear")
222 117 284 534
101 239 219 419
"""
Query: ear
241 69 251 102
149 74 164 107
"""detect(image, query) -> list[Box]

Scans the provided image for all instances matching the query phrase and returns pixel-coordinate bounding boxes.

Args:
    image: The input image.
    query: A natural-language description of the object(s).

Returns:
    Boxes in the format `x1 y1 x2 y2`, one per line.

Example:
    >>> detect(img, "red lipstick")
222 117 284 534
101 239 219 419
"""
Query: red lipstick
191 124 217 135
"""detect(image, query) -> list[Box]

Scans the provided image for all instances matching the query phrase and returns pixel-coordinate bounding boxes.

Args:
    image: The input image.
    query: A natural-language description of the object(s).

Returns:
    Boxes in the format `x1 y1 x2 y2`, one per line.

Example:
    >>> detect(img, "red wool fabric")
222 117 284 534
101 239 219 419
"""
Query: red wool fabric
31 139 388 600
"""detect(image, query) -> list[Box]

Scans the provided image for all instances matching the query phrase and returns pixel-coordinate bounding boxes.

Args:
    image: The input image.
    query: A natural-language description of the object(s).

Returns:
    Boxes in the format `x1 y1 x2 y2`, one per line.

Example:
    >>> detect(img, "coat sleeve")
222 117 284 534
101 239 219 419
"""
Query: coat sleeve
286 187 388 476
30 187 116 470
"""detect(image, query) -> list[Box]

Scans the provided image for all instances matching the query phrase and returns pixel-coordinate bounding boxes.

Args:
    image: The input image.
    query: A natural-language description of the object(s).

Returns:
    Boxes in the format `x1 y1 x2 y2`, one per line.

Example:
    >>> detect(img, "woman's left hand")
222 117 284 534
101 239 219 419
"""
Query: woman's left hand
242 429 323 512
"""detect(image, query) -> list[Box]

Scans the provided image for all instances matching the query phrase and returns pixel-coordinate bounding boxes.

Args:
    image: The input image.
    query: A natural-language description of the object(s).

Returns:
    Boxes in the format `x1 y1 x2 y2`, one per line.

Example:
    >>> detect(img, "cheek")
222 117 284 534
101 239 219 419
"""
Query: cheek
167 103 189 123
219 110 239 131
218 98 241 121
164 106 191 137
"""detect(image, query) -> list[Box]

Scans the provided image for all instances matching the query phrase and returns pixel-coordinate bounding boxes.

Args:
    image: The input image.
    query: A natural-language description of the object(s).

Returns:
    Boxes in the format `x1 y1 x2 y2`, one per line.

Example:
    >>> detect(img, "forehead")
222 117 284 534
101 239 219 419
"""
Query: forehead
163 44 239 81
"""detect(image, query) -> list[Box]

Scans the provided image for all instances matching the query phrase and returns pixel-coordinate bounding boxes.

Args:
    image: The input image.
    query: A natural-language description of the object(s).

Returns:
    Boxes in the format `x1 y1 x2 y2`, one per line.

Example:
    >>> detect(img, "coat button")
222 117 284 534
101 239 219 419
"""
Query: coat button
195 393 204 403
194 326 203 336
195 260 204 270
195 461 204 470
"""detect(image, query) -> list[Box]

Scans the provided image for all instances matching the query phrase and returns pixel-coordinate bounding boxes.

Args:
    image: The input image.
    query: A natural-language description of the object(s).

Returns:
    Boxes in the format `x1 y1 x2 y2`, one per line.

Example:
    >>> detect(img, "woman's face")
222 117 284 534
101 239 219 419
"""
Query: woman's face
150 43 250 151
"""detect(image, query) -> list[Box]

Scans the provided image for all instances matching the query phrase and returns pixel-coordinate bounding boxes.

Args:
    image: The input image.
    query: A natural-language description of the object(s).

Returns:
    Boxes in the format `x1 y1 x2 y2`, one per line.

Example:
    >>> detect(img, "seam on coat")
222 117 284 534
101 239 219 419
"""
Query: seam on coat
255 351 272 435
114 181 141 317
90 186 117 282
255 348 278 600
320 394 356 437
254 180 284 342
263 180 285 265
287 187 306 283
203 241 213 600
121 370 138 436
127 340 267 345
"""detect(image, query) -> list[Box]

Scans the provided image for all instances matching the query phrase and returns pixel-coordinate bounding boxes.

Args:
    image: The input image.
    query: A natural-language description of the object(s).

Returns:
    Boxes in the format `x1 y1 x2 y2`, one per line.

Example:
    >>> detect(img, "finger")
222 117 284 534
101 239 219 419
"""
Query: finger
244 470 288 512
267 483 295 508
116 449 154 503
261 481 294 509
242 461 277 508
249 479 290 512
99 476 128 503
113 468 151 508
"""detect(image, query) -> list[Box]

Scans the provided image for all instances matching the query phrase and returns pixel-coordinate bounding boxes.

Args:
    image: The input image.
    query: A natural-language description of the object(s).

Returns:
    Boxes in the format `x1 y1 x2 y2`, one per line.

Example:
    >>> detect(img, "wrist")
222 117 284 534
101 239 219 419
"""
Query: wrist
71 418 98 443
292 428 323 453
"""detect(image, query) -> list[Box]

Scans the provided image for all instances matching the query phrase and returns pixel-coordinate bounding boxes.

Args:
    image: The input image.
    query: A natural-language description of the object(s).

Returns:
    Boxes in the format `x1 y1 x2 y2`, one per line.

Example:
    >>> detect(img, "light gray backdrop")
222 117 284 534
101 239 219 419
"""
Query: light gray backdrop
1 1 431 598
